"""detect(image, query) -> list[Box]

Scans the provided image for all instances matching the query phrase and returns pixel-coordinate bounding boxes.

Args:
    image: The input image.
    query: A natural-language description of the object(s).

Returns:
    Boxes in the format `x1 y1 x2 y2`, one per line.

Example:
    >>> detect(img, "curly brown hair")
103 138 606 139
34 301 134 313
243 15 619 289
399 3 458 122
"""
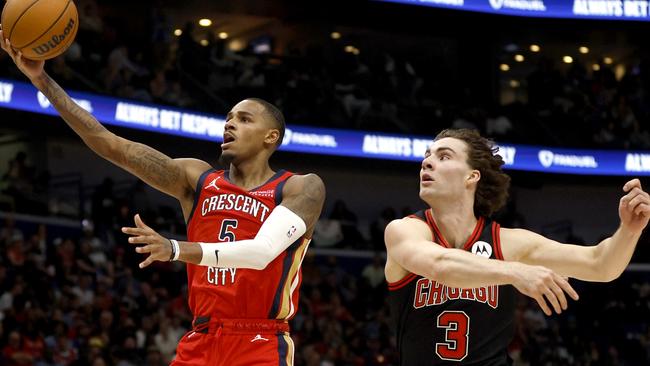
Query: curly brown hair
434 129 511 218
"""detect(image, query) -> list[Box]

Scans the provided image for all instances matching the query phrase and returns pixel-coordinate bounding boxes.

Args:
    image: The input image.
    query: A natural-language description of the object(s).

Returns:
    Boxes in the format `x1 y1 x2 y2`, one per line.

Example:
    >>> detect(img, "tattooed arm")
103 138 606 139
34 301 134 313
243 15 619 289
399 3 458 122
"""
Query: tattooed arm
0 32 211 200
36 73 210 199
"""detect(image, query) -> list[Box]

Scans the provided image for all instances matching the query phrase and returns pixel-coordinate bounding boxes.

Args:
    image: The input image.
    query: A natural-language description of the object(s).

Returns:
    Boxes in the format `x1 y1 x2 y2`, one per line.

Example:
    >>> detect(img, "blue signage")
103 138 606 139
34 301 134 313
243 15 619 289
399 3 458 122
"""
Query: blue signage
378 0 650 21
1 78 650 176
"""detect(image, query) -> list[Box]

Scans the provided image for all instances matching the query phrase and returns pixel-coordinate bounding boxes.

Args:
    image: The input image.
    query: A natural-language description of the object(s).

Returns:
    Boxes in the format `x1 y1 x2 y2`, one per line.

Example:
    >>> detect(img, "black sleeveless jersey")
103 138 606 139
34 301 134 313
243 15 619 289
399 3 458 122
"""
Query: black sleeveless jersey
388 209 516 365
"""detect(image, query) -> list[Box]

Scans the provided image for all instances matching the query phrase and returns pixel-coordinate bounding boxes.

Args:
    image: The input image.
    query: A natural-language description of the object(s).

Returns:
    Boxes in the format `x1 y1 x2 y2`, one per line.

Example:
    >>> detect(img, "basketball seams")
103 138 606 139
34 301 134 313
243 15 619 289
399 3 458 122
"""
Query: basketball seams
4 0 41 42
14 0 72 50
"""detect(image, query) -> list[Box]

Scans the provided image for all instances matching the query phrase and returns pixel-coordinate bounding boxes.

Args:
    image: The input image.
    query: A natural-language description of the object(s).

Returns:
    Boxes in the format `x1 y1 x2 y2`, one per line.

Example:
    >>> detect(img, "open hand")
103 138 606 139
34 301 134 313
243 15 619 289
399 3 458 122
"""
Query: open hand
512 262 579 316
121 214 172 268
619 179 650 235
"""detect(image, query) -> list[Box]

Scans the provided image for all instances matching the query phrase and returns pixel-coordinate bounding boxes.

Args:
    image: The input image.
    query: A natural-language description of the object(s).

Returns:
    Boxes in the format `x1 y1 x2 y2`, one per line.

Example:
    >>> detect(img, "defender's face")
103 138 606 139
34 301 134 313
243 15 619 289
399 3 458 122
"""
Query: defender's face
419 137 474 201
220 100 274 163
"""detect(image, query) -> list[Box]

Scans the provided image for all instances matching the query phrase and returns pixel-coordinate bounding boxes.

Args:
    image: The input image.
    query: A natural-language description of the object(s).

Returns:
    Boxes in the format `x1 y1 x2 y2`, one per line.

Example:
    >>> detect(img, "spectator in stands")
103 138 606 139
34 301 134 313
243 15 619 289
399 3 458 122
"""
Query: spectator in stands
362 253 385 289
330 200 364 247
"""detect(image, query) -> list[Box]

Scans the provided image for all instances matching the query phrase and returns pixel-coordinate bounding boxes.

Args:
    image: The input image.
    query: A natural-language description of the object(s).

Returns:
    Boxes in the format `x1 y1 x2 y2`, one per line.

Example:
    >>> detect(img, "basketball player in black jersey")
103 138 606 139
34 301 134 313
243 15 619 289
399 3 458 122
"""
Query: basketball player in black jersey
385 129 650 365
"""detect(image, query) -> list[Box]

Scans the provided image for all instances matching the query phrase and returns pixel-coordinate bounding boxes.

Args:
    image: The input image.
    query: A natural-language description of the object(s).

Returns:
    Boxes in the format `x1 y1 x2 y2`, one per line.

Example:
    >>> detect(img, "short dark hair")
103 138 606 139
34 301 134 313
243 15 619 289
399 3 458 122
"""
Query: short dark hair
434 129 511 218
245 98 285 147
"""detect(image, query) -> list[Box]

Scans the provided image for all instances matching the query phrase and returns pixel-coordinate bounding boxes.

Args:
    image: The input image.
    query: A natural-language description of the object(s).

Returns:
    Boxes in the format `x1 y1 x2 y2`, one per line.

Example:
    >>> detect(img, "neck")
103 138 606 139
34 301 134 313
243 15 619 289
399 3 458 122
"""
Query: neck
228 155 275 190
427 195 478 249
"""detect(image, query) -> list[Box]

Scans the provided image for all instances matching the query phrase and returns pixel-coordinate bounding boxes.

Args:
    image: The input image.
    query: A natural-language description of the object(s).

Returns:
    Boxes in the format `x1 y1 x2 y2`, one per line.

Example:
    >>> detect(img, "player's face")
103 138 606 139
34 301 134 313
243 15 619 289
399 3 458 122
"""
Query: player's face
419 137 475 201
220 100 275 165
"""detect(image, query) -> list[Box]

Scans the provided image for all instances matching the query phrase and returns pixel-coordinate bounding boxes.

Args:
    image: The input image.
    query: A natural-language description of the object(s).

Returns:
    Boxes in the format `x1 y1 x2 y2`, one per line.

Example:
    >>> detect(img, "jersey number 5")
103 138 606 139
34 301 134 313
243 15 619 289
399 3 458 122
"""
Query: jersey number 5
219 220 238 242
435 311 469 361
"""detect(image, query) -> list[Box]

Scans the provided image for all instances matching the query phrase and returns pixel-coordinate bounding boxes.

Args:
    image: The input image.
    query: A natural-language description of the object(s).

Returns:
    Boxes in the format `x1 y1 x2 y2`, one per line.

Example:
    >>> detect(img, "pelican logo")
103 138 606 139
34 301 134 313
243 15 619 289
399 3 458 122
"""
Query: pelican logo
287 225 297 238
32 18 76 56
489 0 505 9
538 150 554 168
471 241 492 258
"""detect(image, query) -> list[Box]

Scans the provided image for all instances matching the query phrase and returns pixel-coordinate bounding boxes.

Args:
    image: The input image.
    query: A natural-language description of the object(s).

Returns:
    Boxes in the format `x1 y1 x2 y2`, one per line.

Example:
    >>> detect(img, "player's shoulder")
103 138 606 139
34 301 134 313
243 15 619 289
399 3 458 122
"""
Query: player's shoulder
284 173 325 197
175 158 215 183
286 172 324 185
175 158 214 171
385 217 433 242
498 226 536 242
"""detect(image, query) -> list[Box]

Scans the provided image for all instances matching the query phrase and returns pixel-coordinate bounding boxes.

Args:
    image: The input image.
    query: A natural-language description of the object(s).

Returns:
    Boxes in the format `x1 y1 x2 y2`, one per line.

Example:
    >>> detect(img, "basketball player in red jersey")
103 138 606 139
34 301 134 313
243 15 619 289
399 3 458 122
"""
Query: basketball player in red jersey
1 32 325 365
385 128 650 365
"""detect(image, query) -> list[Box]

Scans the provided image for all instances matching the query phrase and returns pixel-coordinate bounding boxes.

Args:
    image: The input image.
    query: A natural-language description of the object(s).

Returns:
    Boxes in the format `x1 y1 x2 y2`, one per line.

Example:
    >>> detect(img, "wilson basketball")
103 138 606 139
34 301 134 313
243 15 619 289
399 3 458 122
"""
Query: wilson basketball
1 0 78 60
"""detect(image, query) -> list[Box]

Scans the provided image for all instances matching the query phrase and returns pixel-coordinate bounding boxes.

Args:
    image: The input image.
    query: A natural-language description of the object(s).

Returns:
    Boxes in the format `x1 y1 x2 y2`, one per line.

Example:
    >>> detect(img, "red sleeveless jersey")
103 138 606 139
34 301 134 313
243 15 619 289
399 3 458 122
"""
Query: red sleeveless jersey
185 169 310 320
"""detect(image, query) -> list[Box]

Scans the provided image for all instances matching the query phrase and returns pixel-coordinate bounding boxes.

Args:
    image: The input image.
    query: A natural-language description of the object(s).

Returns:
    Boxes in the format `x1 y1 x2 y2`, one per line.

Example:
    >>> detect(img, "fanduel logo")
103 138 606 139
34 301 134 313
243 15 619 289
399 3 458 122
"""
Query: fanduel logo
37 92 93 113
625 153 650 172
282 129 337 148
538 150 598 169
489 0 546 11
32 19 76 56
0 82 14 103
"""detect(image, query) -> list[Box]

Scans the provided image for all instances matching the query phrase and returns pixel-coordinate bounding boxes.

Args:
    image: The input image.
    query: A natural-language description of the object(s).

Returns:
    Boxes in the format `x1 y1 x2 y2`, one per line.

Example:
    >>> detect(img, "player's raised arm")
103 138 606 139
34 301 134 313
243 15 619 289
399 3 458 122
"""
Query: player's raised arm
0 30 211 200
501 178 650 282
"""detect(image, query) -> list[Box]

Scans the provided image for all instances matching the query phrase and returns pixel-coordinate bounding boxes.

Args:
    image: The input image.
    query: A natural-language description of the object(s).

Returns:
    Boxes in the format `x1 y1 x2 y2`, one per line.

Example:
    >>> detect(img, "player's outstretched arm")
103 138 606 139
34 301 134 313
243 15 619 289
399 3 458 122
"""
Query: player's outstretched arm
384 218 579 315
0 31 211 200
501 179 650 282
122 174 326 269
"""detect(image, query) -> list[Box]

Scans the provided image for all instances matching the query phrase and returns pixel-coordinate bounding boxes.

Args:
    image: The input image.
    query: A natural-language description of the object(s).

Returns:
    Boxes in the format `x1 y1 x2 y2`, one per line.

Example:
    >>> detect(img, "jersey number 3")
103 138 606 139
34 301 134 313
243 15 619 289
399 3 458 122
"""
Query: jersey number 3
435 311 469 361
219 220 238 242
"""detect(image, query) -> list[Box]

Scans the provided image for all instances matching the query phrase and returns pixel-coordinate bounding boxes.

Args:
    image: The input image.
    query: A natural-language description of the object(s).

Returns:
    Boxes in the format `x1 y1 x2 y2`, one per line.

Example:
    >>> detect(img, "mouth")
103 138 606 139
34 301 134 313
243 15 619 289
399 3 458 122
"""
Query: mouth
222 133 236 147
421 173 434 183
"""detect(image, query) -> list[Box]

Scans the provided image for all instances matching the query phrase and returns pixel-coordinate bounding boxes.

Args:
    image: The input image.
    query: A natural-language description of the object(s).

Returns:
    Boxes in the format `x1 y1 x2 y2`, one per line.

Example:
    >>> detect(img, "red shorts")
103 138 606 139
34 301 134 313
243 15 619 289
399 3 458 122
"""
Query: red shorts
171 317 294 366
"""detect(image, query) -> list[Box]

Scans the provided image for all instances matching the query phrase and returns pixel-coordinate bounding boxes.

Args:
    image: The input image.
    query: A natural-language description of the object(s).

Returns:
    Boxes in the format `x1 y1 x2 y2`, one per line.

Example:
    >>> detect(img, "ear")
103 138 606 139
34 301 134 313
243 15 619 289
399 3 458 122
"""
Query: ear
466 170 480 186
264 129 280 146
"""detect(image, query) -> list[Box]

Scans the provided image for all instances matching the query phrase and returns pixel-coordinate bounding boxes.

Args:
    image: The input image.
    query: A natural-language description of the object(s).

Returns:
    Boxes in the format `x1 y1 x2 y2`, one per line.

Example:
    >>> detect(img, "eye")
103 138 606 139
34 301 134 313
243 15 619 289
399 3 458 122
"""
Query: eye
439 154 450 161
241 117 249 122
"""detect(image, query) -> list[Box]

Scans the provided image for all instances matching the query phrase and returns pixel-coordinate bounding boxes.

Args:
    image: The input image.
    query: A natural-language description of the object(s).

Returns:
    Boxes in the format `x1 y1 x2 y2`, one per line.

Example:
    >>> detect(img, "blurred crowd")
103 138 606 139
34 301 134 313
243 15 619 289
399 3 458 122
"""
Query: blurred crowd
1 179 650 365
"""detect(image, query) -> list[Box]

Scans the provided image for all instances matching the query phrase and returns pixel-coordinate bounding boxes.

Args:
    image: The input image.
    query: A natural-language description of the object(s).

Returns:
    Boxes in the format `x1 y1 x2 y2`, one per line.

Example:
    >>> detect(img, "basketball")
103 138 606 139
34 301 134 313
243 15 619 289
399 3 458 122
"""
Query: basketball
1 0 78 61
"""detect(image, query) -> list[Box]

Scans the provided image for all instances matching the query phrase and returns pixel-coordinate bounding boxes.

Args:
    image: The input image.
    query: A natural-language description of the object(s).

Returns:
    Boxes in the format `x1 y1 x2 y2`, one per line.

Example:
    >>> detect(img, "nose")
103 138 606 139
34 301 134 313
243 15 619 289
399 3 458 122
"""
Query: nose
422 157 434 171
224 118 236 131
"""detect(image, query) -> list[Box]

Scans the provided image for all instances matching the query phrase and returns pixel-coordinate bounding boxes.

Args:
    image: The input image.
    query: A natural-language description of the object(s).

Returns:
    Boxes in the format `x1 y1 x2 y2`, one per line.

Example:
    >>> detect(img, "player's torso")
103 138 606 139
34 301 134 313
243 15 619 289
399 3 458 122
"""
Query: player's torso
185 169 310 320
388 210 516 366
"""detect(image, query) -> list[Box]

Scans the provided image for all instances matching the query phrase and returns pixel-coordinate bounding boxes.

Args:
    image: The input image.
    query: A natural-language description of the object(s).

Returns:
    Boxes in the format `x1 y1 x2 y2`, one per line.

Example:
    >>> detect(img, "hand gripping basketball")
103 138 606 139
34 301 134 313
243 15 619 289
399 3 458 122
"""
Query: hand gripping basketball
1 0 79 61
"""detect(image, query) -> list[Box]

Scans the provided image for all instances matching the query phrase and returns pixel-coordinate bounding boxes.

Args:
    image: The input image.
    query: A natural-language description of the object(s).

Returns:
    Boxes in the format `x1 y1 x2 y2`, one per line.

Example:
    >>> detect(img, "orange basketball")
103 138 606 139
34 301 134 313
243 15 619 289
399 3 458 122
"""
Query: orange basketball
1 0 79 61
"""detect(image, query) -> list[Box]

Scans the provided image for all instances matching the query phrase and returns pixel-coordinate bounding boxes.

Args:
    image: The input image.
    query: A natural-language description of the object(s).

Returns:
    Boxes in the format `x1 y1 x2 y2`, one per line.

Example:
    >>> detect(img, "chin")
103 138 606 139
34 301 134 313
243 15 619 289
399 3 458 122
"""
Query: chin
419 187 440 200
219 151 236 166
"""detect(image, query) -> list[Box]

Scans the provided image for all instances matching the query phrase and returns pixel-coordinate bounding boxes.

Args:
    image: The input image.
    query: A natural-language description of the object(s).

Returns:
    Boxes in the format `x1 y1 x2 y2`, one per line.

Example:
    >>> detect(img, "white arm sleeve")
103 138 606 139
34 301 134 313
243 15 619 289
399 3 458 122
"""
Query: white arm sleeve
199 205 307 269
